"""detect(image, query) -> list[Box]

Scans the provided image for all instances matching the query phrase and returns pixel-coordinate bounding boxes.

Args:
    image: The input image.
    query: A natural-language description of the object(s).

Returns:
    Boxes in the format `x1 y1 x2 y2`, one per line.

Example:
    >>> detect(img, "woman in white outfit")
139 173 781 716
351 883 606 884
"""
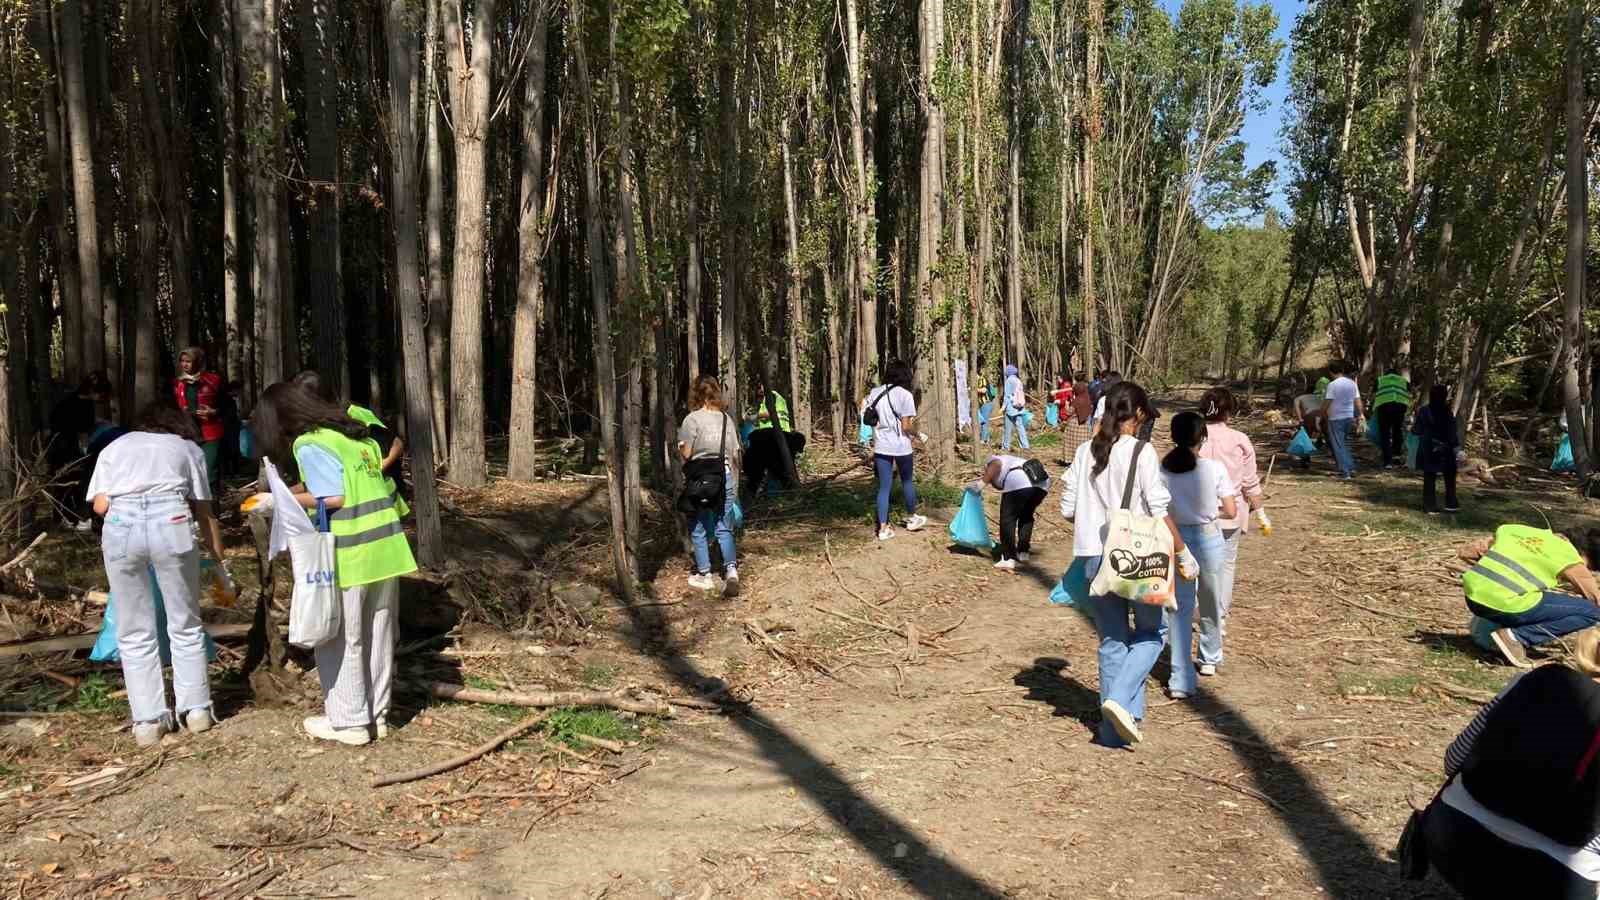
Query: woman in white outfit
88 402 230 747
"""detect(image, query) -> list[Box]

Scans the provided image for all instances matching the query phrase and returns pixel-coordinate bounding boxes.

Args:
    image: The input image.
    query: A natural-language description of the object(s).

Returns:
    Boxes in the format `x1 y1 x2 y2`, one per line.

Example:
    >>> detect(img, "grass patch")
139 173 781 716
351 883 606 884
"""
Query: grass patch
544 707 639 749
72 674 125 715
462 676 524 719
580 663 618 689
1336 671 1422 697
1422 642 1512 694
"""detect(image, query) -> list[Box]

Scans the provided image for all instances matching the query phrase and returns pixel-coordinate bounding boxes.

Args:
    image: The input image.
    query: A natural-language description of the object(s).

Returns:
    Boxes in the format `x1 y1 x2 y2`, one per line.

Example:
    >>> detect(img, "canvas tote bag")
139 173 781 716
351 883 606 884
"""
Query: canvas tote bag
287 500 341 649
1088 440 1175 606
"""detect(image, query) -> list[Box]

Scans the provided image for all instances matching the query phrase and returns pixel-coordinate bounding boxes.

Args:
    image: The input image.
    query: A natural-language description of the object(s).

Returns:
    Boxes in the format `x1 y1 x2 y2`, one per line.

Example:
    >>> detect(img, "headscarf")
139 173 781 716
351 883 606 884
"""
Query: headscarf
1004 364 1019 378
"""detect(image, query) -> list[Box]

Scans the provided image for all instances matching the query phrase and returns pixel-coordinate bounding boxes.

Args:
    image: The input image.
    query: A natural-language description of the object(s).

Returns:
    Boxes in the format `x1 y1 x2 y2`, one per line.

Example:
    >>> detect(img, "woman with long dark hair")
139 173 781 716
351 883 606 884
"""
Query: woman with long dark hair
86 401 229 746
254 382 417 745
1060 381 1188 747
1161 412 1236 699
1413 384 1460 514
862 360 926 541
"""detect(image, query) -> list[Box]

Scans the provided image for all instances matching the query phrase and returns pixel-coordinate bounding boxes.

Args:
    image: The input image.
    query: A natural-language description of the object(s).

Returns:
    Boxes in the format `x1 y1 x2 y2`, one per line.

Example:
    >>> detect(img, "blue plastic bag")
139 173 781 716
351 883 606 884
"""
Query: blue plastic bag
978 402 994 442
858 423 874 444
1406 434 1421 470
1366 416 1381 444
728 501 744 531
1045 402 1060 428
947 490 994 551
1022 410 1035 428
239 424 255 460
1048 558 1092 607
738 421 755 449
1554 434 1576 472
1287 427 1316 457
90 561 221 664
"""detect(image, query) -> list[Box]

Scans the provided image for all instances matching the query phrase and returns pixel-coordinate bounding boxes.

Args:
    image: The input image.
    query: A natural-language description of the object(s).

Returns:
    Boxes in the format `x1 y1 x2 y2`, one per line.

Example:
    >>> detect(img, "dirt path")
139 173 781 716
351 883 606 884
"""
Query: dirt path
2 440 1538 898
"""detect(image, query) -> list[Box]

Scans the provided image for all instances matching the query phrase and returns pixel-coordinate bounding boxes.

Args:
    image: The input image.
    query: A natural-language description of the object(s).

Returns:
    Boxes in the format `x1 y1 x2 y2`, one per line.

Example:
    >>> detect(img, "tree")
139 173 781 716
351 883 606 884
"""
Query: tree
241 0 284 387
508 1 553 482
1560 0 1589 482
299 0 345 400
56 0 103 377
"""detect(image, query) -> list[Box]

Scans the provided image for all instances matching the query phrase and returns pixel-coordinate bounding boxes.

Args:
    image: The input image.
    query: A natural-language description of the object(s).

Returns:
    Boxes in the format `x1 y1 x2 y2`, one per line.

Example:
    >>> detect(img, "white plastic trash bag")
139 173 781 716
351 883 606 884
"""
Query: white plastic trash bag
264 458 317 561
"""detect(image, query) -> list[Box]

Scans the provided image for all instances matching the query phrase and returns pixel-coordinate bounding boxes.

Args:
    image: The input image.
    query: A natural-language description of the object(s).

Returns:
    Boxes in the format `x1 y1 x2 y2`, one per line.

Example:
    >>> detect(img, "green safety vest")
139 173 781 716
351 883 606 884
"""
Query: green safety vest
1463 524 1583 615
751 392 793 432
293 428 418 589
1315 377 1331 397
1374 374 1410 410
344 405 409 519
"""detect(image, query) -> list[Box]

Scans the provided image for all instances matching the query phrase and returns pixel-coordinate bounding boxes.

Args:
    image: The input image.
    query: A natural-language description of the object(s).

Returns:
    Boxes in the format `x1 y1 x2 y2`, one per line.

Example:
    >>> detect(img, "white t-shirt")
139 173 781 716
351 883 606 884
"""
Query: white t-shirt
1163 459 1236 527
86 432 212 502
1325 376 1360 420
1060 435 1170 558
863 385 917 458
987 455 1051 493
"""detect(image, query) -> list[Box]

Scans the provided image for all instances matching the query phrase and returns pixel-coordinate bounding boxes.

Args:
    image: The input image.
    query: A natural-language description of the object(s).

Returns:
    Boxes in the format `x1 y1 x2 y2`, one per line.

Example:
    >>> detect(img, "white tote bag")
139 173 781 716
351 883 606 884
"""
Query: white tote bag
265 458 341 649
1089 441 1176 607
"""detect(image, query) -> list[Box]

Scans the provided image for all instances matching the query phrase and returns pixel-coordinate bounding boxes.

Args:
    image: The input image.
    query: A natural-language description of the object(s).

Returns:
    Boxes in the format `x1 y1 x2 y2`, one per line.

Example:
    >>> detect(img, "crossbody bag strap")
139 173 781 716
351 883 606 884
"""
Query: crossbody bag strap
718 412 730 468
1118 440 1149 511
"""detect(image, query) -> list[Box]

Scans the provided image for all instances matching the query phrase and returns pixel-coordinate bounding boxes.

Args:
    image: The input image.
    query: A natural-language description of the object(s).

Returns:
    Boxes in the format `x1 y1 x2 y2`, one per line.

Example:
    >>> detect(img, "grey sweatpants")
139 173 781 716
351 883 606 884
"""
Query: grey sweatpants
315 577 398 728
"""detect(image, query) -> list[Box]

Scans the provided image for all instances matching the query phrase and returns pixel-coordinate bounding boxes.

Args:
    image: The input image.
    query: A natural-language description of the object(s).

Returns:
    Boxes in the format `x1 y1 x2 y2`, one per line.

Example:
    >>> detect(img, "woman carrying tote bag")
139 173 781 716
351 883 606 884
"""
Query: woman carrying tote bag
1060 381 1190 749
253 382 417 746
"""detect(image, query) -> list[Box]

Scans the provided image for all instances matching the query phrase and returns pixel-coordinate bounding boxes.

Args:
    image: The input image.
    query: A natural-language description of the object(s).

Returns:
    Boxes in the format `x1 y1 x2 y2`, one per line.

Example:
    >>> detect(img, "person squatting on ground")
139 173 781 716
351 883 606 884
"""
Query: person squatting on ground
970 454 1050 571
742 382 807 496
1161 412 1237 700
1197 388 1267 666
1061 380 1189 749
254 382 418 746
862 361 927 541
1001 364 1030 452
1321 361 1365 479
1414 384 1461 514
1460 525 1600 668
1374 366 1412 469
1401 628 1600 898
87 402 231 747
676 375 742 596
175 348 226 496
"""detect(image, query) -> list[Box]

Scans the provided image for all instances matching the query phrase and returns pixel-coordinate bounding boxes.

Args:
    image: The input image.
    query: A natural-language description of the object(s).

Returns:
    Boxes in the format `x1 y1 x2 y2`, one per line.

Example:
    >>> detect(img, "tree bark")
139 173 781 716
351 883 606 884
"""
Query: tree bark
1561 0 1589 483
716 11 741 422
919 0 952 470
683 141 702 385
843 0 873 395
1081 0 1101 374
780 108 810 437
507 1 551 482
216 0 245 388
299 0 345 400
443 0 495 487
380 0 445 567
57 0 104 378
241 0 283 388
32 5 81 385
423 0 450 453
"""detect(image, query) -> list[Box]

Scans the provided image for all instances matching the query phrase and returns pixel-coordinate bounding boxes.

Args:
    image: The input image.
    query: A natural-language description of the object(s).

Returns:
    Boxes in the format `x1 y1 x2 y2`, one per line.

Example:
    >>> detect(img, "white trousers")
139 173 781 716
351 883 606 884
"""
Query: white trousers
314 577 398 728
102 494 208 725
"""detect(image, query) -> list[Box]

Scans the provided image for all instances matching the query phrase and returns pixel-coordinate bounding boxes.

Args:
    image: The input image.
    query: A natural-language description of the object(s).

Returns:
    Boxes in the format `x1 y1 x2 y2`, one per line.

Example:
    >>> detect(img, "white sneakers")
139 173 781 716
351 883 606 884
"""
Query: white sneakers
303 715 372 746
878 526 895 541
1198 664 1218 677
376 716 390 739
132 719 172 747
1017 552 1031 563
1101 700 1143 745
905 514 928 532
688 573 717 591
994 558 1016 571
185 708 214 733
723 567 741 598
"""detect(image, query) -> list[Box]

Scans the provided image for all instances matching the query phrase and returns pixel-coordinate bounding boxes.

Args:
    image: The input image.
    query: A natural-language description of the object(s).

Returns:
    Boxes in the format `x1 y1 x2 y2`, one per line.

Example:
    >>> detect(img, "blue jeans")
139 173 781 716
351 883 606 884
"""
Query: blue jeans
874 454 917 527
1469 591 1600 648
689 474 737 575
1002 412 1030 451
102 494 208 725
1085 556 1168 748
1329 417 1356 476
1167 523 1226 693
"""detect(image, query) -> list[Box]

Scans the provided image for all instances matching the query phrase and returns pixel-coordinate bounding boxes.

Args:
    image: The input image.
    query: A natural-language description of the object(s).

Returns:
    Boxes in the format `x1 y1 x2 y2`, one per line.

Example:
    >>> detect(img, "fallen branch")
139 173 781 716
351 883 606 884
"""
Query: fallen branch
811 605 947 648
0 623 255 659
574 733 624 753
0 532 48 574
373 712 552 788
1176 769 1286 813
521 757 651 839
1432 680 1496 705
823 534 871 605
429 682 674 717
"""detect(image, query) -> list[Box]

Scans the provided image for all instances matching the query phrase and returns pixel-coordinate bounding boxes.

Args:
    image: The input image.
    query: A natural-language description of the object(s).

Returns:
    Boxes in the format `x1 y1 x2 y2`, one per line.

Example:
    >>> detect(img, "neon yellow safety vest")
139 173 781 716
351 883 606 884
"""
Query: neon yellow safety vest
293 429 418 589
1375 374 1410 410
1463 524 1584 615
750 392 793 432
1316 377 1331 397
344 405 409 519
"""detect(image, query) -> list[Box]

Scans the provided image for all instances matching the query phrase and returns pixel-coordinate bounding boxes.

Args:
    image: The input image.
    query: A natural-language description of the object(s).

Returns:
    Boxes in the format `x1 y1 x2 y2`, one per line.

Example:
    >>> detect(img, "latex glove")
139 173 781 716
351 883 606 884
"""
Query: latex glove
1177 547 1199 580
966 479 985 496
1255 508 1273 535
242 492 273 513
917 432 930 444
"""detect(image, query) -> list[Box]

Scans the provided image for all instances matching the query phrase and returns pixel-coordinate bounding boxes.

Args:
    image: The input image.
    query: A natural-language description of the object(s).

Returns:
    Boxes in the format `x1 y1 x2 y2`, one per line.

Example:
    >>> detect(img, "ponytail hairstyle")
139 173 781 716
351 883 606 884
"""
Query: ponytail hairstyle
1163 411 1207 474
1200 387 1235 423
1090 381 1155 476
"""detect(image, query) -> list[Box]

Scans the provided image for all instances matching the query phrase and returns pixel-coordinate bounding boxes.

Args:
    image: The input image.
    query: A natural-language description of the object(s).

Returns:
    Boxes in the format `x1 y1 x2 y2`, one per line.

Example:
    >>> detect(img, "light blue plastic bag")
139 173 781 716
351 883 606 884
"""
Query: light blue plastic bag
1554 434 1576 473
90 561 221 664
1048 558 1092 607
978 402 994 442
948 490 994 551
858 423 874 444
1287 427 1316 457
728 501 744 531
1045 402 1059 427
1366 416 1381 444
1021 410 1035 428
1406 434 1421 470
739 421 755 449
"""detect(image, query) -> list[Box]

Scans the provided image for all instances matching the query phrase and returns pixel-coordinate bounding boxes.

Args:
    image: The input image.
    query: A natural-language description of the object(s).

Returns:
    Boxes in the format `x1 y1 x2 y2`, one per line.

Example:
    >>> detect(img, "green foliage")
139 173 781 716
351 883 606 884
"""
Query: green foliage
544 707 640 748
72 675 124 715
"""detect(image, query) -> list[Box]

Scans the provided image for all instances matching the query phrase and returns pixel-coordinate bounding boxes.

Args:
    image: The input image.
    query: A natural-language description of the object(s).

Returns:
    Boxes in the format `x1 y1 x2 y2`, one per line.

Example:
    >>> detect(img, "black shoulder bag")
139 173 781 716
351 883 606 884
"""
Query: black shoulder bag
678 413 730 514
861 387 899 428
1009 458 1050 488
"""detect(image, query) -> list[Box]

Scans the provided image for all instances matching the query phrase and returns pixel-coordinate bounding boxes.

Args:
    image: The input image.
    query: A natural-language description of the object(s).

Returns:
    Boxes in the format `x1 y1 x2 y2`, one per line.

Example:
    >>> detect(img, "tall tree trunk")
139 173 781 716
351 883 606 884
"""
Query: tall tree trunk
1006 125 1022 372
780 109 809 437
57 0 104 377
918 0 951 470
133 115 160 411
571 1 636 603
1081 0 1101 374
131 1 193 352
683 141 702 385
241 0 283 388
443 0 495 487
423 0 449 452
507 1 551 482
1561 0 1589 483
299 0 345 399
215 0 244 387
33 6 81 385
716 16 740 420
380 0 444 566
843 0 873 395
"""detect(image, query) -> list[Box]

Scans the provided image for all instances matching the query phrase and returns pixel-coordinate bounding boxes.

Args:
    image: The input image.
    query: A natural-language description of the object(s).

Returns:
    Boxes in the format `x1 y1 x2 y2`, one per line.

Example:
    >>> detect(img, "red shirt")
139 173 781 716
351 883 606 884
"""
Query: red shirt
174 372 225 442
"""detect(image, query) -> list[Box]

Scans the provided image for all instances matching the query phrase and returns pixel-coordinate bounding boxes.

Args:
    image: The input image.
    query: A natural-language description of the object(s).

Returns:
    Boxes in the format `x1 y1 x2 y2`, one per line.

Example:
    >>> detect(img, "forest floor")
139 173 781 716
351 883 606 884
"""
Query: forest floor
0 407 1591 899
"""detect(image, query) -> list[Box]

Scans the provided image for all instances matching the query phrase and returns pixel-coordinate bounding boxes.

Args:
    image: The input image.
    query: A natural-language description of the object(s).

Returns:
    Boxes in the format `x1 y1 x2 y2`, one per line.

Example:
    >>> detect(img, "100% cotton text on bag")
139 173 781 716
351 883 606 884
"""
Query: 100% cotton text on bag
1088 440 1175 607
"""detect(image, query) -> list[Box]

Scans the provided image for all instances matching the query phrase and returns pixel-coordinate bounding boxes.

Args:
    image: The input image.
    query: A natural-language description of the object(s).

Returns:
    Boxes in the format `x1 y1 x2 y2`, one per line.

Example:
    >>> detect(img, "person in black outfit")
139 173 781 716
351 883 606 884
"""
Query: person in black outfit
45 373 111 524
1412 384 1460 514
970 454 1050 569
742 382 807 497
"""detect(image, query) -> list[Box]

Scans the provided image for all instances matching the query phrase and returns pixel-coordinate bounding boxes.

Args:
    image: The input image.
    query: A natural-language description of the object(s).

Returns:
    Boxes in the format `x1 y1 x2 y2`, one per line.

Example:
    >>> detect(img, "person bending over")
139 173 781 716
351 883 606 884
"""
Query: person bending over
1460 525 1600 668
970 454 1050 571
743 381 807 496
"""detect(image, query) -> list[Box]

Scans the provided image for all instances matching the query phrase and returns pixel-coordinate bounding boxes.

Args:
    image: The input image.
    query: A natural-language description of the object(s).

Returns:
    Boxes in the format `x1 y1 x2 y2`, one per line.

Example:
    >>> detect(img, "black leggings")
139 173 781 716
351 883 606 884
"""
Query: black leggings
1378 403 1407 465
1422 799 1596 899
998 487 1047 560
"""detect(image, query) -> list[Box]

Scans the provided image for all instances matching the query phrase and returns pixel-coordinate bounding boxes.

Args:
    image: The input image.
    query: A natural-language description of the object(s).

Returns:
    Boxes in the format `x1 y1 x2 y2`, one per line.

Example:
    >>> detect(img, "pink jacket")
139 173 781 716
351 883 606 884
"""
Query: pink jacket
1200 422 1262 533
